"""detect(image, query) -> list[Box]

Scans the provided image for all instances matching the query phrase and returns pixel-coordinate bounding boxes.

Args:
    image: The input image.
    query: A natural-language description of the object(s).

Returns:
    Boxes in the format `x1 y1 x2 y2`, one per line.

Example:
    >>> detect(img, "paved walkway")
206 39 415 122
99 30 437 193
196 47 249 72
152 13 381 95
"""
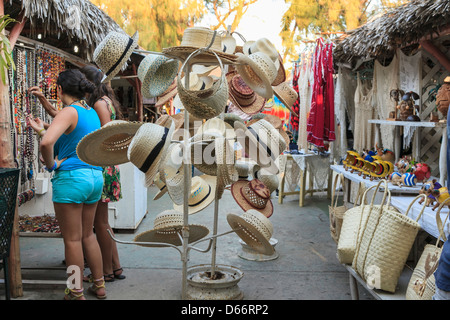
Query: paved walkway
1 183 373 301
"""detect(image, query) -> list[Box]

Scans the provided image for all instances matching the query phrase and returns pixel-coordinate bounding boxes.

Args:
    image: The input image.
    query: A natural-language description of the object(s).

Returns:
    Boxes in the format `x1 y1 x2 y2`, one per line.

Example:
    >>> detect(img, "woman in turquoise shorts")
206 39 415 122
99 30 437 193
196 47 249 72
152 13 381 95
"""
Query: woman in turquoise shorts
81 65 126 282
29 69 106 300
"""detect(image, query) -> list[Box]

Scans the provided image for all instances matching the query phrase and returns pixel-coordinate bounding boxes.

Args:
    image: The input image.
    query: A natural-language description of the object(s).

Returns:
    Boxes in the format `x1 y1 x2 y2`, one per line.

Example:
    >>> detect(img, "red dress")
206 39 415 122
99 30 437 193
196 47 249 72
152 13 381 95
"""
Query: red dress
307 39 335 147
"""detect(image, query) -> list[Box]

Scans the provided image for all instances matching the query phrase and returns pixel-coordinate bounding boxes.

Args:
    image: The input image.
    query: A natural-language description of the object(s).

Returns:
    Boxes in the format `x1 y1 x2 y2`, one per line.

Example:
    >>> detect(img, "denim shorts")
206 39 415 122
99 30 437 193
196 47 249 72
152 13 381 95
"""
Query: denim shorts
51 168 103 204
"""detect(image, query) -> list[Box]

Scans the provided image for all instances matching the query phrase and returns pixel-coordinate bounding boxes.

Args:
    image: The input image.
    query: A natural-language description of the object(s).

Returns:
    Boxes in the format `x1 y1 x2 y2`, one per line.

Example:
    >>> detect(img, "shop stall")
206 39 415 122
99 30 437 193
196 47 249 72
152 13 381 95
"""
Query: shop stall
330 0 450 300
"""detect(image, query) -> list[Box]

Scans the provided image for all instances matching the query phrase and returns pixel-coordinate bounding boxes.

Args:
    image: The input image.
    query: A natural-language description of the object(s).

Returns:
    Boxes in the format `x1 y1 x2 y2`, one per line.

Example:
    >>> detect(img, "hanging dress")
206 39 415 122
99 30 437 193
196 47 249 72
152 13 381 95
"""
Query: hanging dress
323 42 335 142
99 97 123 203
353 73 374 152
297 52 312 151
307 39 326 147
290 63 300 134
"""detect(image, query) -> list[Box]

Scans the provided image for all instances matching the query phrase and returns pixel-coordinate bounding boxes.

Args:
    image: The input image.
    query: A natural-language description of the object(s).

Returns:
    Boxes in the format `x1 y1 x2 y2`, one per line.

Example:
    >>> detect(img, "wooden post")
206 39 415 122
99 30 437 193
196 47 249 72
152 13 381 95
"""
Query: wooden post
0 6 28 298
420 40 450 73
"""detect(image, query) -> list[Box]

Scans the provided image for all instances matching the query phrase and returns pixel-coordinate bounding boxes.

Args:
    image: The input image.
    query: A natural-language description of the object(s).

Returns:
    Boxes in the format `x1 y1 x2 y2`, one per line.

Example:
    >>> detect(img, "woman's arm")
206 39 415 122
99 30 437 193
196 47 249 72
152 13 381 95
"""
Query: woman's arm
29 86 59 118
39 107 77 169
93 99 112 126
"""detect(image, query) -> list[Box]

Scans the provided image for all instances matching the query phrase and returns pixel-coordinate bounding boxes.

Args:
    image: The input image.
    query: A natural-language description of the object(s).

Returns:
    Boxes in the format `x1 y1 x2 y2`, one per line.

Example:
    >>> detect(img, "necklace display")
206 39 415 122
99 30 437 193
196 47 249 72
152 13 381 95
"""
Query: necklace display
9 46 66 206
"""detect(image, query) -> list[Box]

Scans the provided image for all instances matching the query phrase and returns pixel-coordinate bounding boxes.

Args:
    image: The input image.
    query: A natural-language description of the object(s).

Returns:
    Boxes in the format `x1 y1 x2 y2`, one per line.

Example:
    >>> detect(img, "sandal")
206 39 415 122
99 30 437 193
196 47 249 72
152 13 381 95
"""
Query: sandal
64 287 85 300
88 277 107 299
104 273 115 282
113 268 126 280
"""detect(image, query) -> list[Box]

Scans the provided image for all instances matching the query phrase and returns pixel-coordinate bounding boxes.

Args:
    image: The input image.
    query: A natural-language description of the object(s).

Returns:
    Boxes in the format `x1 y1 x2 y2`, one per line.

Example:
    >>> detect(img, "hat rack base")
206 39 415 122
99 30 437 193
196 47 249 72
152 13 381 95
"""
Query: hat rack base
237 238 279 261
185 264 244 300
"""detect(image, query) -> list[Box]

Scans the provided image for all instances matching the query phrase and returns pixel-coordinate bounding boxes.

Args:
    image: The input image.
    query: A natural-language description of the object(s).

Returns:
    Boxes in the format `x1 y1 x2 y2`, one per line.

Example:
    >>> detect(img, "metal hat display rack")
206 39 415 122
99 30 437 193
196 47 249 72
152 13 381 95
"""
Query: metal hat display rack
108 29 246 300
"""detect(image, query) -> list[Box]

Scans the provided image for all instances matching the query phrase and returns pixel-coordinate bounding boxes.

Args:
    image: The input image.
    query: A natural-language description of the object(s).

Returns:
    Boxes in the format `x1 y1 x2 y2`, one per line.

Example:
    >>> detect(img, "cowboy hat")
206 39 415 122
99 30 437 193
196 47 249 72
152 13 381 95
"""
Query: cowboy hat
252 165 279 195
138 54 179 99
155 80 177 108
227 209 274 255
134 210 209 247
235 52 277 99
243 38 280 69
231 178 273 218
272 82 299 117
76 120 143 166
94 31 139 83
162 27 237 65
227 71 266 115
173 175 217 215
127 120 174 187
223 112 244 128
234 119 286 173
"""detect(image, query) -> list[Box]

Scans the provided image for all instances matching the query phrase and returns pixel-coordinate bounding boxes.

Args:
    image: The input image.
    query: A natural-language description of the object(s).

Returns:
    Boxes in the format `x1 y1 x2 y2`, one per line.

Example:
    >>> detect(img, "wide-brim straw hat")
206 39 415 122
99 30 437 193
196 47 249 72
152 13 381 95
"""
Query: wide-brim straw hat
152 171 168 200
235 52 277 99
173 175 217 215
171 111 203 139
231 178 273 218
76 120 143 166
227 71 266 115
272 82 299 117
234 119 286 173
162 27 237 65
227 209 274 255
247 116 290 146
223 112 244 128
94 31 139 83
271 54 286 86
127 119 175 187
252 166 279 194
138 53 179 99
155 80 177 108
176 50 228 119
242 38 280 69
134 210 209 247
160 142 185 205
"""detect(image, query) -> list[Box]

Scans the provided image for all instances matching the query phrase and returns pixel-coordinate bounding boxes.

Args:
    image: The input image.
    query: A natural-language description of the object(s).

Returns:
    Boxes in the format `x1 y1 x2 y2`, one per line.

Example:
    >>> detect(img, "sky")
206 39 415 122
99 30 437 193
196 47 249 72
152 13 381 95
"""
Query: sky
202 0 289 53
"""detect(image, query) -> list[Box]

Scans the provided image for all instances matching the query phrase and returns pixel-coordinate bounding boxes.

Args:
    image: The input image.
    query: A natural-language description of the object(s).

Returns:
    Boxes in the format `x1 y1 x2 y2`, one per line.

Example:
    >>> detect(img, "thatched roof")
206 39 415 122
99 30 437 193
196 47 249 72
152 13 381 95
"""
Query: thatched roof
333 0 450 65
5 0 125 60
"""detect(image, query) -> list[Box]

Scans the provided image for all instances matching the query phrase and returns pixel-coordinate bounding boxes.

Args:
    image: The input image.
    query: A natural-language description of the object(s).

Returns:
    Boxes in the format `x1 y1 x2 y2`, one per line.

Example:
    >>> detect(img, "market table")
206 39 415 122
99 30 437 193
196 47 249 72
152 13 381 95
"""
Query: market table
278 152 332 207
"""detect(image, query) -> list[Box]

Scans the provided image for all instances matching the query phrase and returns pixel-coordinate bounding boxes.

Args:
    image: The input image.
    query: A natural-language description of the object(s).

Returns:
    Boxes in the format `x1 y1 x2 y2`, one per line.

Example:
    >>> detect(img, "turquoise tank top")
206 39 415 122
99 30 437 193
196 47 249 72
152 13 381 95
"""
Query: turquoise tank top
54 102 102 171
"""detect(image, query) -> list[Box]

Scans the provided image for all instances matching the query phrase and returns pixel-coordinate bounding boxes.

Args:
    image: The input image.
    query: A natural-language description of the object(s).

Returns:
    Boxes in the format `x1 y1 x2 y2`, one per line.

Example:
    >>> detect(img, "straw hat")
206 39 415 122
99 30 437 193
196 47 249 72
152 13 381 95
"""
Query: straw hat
152 172 168 200
155 80 177 108
223 112 244 128
171 111 203 139
173 175 216 215
234 119 286 173
235 52 277 99
227 209 274 255
176 51 228 119
127 120 174 187
235 161 250 180
252 166 279 194
161 142 185 205
93 31 139 83
231 179 273 218
272 82 299 117
247 116 290 146
243 38 280 69
138 54 179 99
227 71 266 115
162 27 237 65
76 120 143 166
271 54 286 86
134 210 209 247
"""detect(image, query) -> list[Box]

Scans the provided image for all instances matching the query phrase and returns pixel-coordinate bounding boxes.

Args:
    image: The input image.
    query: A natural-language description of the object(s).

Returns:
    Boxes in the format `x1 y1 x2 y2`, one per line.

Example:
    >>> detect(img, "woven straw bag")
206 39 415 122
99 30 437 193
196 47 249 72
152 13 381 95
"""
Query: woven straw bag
337 182 367 264
337 182 399 264
177 49 228 119
356 193 427 293
329 173 348 243
406 197 450 300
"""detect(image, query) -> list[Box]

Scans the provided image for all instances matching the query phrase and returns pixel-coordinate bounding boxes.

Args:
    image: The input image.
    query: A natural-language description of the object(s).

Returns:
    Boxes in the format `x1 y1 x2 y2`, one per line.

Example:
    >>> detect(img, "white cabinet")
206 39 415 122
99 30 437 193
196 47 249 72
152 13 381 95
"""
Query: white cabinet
108 162 148 230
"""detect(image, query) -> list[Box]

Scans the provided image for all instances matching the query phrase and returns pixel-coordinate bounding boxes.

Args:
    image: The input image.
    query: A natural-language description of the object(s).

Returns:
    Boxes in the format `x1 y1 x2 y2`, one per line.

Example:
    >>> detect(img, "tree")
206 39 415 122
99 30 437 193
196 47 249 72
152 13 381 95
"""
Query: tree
204 0 259 32
91 0 206 51
281 0 408 63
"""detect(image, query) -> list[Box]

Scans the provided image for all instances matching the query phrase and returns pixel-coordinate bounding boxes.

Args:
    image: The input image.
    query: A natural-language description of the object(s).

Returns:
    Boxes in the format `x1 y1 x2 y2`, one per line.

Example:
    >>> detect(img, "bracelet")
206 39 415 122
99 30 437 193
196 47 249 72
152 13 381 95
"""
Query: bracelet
45 161 57 172
38 128 46 137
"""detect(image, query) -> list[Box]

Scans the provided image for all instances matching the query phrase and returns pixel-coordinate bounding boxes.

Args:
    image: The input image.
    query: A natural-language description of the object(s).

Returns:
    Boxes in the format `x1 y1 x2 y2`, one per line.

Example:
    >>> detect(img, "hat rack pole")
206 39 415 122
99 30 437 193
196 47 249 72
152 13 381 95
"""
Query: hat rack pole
181 59 192 300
